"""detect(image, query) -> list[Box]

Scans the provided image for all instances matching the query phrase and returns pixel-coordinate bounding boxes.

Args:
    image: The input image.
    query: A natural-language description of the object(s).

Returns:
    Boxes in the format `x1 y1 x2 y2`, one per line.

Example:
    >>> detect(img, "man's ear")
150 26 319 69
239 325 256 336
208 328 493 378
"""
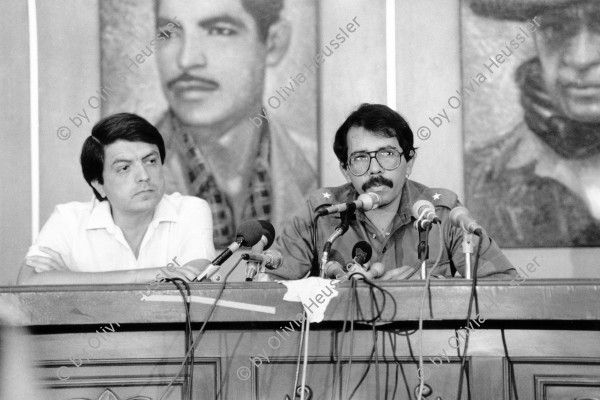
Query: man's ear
339 163 352 183
265 19 291 67
90 180 106 199
406 150 416 177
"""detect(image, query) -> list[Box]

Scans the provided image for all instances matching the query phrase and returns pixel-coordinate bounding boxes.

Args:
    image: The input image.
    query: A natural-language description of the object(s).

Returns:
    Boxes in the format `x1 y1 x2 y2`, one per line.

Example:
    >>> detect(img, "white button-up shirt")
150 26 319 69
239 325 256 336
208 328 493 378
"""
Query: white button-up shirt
26 193 215 271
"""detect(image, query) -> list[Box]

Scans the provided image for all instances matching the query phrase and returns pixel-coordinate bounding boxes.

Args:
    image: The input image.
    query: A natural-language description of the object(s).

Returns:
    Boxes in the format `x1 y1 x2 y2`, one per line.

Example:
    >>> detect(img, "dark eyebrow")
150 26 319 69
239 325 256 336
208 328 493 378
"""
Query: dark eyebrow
350 146 398 156
111 158 131 167
110 150 159 167
198 14 247 30
142 150 160 161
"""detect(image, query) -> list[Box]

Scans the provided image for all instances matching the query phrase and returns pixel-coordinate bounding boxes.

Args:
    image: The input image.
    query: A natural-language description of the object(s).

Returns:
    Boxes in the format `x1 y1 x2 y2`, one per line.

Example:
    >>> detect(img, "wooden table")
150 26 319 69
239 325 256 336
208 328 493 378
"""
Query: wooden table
2 279 599 400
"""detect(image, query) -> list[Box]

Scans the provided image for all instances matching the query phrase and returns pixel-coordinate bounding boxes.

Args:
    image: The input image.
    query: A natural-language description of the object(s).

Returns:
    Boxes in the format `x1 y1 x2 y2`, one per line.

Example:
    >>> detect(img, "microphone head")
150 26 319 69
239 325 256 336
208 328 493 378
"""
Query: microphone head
263 249 283 269
257 220 275 249
411 199 435 219
347 263 366 279
449 206 469 226
236 220 264 247
368 262 385 279
352 241 373 264
325 260 345 279
314 203 333 217
338 213 351 235
358 192 381 211
449 206 482 234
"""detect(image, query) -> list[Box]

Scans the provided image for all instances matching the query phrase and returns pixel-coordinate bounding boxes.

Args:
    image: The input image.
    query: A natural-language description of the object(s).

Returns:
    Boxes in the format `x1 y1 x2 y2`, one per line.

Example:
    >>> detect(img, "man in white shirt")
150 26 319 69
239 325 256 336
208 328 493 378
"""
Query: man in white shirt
17 113 215 285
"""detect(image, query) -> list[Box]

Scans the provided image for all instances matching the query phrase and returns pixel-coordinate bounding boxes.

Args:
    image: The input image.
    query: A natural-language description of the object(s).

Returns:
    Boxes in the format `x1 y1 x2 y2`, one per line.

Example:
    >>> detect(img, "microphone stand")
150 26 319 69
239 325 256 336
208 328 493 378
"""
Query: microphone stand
310 204 331 277
417 224 431 279
319 211 351 278
196 236 245 282
462 232 474 279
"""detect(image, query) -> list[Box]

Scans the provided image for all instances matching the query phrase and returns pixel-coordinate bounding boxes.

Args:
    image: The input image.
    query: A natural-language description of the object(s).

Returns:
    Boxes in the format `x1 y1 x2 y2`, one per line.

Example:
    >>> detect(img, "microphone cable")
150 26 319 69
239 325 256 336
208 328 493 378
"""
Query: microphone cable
345 274 395 324
333 275 354 400
290 313 307 400
314 210 352 277
385 329 408 398
158 257 244 400
342 278 358 399
347 279 397 399
348 333 377 400
310 202 332 277
299 313 310 400
501 329 520 400
310 215 320 277
348 286 380 400
416 226 444 400
455 236 483 400
165 278 193 400
334 272 396 399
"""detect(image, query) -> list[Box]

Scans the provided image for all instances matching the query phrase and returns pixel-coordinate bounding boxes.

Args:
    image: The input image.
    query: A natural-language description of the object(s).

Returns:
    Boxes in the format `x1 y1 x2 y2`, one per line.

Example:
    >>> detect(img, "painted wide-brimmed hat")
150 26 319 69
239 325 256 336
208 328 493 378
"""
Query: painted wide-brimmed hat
469 0 593 20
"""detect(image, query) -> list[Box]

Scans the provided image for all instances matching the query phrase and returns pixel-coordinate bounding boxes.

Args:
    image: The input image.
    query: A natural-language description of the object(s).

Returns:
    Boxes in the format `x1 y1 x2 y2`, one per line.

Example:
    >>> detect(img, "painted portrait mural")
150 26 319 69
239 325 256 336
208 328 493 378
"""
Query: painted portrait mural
99 0 318 247
462 0 600 247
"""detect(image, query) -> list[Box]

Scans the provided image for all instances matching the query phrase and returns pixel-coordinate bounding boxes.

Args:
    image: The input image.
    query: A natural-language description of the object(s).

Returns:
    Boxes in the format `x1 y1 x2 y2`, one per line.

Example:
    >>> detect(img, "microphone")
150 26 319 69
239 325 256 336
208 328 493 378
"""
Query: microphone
449 206 483 235
351 241 373 265
244 220 275 281
368 262 385 279
256 220 276 249
241 249 283 270
319 211 352 277
319 212 350 278
346 241 374 280
325 260 346 279
263 250 283 269
412 200 441 230
316 192 380 217
348 262 385 280
196 220 263 281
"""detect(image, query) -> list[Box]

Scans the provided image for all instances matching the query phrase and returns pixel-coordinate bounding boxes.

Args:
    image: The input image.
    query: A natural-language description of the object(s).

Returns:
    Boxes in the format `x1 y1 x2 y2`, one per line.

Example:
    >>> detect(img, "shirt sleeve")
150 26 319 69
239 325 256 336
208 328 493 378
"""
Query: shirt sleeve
25 205 75 269
176 197 216 264
268 200 316 280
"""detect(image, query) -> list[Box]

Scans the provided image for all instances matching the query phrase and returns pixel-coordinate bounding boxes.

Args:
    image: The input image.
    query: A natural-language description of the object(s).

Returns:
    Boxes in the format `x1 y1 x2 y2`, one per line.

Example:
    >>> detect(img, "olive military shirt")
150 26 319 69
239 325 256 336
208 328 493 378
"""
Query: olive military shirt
269 180 517 280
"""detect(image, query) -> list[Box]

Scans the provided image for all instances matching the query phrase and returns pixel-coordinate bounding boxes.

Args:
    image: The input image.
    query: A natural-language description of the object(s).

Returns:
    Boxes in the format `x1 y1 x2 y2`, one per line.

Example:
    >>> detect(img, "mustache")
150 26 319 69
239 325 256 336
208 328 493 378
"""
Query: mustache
167 72 219 90
362 176 393 191
558 72 600 88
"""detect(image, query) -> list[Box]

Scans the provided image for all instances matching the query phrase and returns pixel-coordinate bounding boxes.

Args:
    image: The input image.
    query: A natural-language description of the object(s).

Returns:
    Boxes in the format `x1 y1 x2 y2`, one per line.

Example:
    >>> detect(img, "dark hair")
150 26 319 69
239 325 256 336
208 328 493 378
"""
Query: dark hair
242 0 285 42
155 0 284 43
80 113 166 201
333 103 416 168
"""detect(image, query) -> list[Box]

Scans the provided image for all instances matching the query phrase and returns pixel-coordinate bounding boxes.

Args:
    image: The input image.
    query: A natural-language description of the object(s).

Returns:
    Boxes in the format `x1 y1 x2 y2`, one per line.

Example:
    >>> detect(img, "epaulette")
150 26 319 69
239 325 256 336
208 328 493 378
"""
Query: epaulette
422 188 458 210
307 184 354 210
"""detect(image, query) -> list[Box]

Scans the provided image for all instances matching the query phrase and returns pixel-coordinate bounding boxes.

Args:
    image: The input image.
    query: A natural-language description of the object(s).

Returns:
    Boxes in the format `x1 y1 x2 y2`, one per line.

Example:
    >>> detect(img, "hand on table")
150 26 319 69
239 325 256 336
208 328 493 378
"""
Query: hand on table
378 265 417 280
25 247 68 273
155 259 212 282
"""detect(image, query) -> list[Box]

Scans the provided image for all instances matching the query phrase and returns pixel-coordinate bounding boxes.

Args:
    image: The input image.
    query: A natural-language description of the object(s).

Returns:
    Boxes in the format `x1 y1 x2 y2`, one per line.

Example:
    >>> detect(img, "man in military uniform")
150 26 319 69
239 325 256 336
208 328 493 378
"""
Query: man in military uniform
466 0 600 247
269 103 516 280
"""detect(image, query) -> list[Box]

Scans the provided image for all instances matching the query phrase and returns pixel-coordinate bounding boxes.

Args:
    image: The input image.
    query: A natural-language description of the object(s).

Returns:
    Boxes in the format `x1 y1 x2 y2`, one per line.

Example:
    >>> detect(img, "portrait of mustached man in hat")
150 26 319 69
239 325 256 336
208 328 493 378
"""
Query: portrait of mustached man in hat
465 0 600 247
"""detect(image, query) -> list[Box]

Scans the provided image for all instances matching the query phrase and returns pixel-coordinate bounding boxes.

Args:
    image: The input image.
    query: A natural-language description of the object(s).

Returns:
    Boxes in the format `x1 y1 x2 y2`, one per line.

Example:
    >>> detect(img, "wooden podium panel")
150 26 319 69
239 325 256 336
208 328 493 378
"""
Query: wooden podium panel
2 279 600 399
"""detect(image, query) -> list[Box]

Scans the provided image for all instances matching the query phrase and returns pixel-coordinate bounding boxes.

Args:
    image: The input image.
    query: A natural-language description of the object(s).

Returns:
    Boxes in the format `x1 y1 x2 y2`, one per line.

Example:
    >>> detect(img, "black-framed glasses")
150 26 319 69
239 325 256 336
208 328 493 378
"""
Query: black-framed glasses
347 148 403 176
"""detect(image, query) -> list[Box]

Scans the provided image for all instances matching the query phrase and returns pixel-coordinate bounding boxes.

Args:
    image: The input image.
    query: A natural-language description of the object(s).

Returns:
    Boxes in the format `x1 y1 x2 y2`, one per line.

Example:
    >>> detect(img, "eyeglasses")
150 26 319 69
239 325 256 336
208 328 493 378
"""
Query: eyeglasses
347 148 403 176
